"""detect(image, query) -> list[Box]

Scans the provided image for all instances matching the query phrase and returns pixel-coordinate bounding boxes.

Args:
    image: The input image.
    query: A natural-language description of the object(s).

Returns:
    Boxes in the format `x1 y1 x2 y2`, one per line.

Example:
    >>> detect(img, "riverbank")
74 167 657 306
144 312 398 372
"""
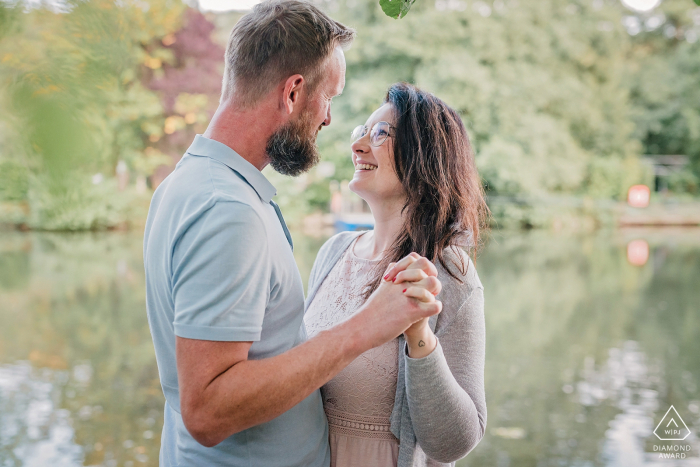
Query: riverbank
486 195 700 230
299 196 700 238
2 195 699 233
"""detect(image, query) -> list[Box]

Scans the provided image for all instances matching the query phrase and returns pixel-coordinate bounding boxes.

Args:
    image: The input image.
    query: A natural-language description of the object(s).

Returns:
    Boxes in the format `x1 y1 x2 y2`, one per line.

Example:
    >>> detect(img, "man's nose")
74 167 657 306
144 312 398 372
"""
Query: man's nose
322 106 332 127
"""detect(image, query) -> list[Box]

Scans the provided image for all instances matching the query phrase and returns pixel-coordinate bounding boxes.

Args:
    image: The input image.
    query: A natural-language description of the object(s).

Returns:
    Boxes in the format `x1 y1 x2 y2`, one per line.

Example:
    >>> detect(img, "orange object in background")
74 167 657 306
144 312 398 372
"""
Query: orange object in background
627 184 651 208
627 239 650 266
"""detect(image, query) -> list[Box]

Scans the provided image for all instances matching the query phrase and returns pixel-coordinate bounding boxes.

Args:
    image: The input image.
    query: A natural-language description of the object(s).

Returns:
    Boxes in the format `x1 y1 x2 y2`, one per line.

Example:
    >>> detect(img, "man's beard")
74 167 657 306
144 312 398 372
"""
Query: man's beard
266 111 320 177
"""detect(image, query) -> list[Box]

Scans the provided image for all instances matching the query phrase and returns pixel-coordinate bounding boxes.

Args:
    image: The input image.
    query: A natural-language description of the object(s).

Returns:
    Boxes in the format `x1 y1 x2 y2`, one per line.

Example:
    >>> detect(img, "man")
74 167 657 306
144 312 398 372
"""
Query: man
143 1 442 465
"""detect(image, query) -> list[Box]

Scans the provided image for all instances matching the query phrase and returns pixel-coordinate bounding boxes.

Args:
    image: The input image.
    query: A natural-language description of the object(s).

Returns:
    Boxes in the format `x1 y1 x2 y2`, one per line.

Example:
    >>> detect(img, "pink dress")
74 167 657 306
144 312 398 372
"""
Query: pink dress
304 237 399 467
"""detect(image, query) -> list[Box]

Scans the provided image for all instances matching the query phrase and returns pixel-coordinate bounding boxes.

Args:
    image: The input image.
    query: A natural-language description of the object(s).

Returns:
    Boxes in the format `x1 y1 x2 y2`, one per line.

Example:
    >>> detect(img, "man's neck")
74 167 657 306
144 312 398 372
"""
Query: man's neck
202 100 277 171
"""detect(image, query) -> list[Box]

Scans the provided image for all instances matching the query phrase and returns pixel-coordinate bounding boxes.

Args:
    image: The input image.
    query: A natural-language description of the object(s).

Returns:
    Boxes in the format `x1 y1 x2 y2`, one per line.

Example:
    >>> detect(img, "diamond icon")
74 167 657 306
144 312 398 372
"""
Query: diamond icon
653 406 691 441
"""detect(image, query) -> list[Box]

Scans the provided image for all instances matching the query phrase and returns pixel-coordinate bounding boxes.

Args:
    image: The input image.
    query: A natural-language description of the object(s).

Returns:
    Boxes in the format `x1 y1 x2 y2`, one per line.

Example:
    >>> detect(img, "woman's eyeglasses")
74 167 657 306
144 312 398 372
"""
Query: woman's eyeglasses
351 121 395 147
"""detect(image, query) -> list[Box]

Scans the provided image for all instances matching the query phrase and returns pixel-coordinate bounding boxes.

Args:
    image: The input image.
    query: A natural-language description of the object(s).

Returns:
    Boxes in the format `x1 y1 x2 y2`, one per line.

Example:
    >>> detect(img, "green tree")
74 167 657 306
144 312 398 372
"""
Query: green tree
312 0 648 204
627 0 700 194
0 0 186 230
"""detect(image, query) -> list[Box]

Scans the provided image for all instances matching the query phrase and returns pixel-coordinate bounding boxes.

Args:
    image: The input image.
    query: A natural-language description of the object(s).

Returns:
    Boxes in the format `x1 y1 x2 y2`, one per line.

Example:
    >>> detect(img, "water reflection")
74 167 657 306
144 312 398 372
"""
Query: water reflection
0 229 698 466
459 229 700 466
0 232 162 467
627 239 650 266
0 363 81 466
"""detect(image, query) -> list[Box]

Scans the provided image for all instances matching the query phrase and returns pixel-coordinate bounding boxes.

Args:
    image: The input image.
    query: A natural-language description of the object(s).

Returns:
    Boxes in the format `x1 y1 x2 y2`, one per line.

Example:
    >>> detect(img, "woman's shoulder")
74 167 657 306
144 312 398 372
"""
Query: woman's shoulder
307 231 363 299
435 246 484 314
318 231 363 254
440 246 483 286
312 231 363 271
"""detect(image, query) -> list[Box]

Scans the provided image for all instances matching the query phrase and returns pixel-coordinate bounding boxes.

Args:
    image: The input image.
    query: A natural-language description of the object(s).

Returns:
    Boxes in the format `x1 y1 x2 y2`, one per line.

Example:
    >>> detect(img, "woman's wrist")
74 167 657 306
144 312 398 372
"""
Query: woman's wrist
404 327 437 359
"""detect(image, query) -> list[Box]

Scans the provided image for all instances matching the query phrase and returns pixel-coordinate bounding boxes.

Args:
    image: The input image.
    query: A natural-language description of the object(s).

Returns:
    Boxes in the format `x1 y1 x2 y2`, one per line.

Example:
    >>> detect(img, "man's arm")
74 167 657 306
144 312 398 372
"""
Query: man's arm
178 255 441 447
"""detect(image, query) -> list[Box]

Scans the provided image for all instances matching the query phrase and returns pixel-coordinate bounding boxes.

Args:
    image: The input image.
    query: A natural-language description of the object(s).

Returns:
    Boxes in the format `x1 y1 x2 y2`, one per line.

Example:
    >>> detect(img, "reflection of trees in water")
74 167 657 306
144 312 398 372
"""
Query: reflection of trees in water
592 342 699 466
0 363 81 467
0 230 698 467
459 230 700 466
0 232 162 467
0 229 331 467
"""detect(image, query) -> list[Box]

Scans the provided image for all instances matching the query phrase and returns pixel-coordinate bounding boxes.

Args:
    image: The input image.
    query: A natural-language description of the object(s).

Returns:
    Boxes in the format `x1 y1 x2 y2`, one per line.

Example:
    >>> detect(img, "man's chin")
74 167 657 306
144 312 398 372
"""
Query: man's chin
269 152 319 177
265 117 320 176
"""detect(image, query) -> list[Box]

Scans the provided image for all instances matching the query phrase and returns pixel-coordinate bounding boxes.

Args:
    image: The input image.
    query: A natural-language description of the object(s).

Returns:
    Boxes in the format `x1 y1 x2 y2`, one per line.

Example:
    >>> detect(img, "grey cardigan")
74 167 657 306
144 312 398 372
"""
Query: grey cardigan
304 231 487 467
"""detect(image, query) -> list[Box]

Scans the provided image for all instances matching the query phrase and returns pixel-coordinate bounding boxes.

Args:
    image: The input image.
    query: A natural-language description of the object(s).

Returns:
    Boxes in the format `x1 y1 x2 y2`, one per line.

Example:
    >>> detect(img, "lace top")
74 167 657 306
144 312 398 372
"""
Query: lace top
304 236 399 442
305 231 487 467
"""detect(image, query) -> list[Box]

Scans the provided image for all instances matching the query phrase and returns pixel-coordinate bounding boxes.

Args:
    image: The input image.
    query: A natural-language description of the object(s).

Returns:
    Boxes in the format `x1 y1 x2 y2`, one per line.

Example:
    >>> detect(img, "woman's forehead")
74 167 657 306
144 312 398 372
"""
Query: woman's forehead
365 103 394 126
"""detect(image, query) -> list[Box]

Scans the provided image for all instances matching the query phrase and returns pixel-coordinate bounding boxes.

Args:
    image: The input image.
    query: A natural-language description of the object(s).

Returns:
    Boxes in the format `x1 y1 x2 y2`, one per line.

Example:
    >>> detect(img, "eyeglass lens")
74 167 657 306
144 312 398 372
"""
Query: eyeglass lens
351 125 366 142
369 122 390 146
351 122 390 146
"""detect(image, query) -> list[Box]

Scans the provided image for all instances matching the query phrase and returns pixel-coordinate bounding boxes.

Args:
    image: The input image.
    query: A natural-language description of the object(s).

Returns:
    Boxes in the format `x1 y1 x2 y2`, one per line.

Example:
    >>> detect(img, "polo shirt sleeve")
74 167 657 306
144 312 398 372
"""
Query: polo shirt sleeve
171 200 270 342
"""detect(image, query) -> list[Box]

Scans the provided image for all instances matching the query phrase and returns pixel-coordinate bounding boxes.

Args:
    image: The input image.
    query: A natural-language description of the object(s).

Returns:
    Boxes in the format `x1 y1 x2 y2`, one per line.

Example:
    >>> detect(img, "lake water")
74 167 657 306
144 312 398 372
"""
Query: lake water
0 228 698 466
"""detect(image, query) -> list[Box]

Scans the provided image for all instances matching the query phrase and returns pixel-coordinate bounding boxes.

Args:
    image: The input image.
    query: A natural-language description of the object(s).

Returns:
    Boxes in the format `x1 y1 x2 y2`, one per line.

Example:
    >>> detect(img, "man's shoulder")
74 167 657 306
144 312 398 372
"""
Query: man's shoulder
153 155 265 219
146 162 269 258
172 154 263 206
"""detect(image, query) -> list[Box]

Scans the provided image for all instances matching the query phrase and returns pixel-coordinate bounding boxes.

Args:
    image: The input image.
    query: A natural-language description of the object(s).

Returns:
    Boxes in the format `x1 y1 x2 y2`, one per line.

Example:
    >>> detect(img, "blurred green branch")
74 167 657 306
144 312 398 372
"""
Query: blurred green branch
0 1 224 230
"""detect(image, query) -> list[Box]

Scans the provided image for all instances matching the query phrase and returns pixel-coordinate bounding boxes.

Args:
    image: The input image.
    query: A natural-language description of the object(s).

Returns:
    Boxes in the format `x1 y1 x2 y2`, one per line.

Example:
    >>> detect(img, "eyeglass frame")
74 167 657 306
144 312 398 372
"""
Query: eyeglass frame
351 121 396 147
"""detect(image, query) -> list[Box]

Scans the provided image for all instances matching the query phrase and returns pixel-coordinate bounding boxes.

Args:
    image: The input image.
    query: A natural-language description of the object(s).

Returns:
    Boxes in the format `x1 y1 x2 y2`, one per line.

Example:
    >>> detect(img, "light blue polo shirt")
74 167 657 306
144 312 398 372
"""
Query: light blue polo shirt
144 135 329 467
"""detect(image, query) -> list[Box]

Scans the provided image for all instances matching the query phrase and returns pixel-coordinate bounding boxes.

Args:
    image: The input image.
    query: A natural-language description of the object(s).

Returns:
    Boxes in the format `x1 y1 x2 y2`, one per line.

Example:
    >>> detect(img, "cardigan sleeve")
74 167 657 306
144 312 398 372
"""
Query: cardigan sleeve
403 286 487 463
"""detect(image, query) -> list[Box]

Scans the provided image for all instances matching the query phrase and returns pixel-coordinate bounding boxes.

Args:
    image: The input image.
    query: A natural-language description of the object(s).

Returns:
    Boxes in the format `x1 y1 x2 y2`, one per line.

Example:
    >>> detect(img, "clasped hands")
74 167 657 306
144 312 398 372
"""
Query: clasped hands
381 253 441 358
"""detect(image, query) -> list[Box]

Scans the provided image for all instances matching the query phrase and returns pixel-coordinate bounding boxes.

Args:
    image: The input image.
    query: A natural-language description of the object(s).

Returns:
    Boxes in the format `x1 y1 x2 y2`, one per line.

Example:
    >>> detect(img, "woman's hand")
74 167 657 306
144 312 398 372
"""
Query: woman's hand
385 259 440 358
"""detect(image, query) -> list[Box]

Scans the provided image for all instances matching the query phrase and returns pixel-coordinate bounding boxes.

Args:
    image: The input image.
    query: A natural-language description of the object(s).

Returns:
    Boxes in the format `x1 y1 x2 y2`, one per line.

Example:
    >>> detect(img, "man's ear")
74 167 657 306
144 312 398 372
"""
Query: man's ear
282 74 305 115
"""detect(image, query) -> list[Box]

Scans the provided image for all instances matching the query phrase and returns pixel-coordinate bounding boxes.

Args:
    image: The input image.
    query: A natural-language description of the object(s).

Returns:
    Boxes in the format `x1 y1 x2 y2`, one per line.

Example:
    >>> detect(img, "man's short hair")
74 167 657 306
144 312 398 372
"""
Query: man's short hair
222 0 355 107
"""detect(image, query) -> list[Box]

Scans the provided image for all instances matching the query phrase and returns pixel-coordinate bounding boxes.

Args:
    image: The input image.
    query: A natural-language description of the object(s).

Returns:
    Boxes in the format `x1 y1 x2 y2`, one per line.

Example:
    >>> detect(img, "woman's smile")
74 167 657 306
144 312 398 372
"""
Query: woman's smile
355 162 378 171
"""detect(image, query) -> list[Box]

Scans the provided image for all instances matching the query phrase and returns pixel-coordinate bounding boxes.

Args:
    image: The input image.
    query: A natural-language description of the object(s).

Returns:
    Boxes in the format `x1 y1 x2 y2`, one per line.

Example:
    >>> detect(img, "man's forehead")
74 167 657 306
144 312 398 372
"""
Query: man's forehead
331 48 346 96
334 75 345 96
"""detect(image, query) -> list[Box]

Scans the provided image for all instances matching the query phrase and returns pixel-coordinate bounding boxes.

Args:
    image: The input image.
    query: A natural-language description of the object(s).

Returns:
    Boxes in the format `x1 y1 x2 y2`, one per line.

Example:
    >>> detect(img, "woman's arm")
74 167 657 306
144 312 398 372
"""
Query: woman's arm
404 286 487 463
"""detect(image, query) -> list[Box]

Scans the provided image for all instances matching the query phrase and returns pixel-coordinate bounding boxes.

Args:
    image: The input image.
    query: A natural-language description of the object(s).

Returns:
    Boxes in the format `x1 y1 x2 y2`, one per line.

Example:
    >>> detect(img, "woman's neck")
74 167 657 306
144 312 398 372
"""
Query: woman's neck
354 198 405 261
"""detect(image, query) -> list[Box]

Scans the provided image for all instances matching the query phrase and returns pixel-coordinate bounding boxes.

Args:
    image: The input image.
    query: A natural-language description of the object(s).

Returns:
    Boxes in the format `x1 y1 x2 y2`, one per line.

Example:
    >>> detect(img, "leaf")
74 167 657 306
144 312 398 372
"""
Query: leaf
379 0 402 19
400 0 417 18
695 0 700 6
379 0 416 19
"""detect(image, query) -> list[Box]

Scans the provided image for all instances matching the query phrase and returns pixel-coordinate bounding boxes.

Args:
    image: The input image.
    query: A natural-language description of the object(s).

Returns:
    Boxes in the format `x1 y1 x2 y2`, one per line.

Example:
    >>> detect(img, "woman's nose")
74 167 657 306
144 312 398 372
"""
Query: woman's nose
351 136 369 154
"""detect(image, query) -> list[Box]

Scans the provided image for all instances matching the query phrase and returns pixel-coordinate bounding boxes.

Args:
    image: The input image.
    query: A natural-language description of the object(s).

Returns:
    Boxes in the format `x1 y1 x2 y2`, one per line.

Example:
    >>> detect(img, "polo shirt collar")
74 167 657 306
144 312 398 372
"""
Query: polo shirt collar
186 134 277 204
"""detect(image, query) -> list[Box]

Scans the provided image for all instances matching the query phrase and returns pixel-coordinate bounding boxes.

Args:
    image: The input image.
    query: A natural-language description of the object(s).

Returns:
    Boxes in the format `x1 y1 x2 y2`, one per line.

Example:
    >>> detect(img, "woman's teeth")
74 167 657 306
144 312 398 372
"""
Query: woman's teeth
356 164 377 170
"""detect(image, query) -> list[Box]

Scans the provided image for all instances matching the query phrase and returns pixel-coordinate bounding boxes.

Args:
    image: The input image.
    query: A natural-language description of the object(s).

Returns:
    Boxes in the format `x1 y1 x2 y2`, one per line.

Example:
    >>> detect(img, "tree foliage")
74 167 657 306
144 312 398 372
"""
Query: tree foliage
0 1 223 230
1 0 699 231
627 0 700 192
313 0 659 204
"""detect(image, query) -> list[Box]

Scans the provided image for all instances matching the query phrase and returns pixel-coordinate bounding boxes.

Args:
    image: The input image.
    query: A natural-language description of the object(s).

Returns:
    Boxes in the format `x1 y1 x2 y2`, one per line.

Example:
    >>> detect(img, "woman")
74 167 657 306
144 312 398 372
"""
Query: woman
304 82 490 467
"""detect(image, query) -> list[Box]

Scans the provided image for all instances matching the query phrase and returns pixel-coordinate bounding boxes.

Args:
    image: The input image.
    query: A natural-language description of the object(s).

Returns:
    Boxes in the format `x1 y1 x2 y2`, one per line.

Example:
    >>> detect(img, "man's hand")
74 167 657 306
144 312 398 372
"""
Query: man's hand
350 253 442 351
177 252 442 448
382 252 439 283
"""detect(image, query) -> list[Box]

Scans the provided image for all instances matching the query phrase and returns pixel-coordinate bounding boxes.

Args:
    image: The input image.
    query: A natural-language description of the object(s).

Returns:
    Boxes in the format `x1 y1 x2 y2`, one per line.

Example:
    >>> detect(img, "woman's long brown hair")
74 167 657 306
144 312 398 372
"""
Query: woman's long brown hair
361 82 490 300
